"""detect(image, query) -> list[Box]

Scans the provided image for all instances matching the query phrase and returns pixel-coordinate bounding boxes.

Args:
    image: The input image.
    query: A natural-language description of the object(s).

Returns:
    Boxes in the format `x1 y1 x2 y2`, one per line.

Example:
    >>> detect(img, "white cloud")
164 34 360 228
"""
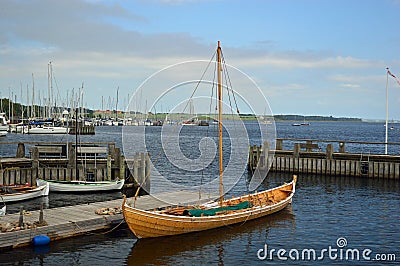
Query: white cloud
232 55 376 69
341 83 361 89
1 0 398 119
330 74 385 84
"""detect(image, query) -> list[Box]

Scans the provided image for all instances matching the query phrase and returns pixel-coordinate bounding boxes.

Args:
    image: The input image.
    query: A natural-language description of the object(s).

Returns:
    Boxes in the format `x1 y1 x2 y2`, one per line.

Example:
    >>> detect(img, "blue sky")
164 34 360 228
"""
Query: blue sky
1 0 400 119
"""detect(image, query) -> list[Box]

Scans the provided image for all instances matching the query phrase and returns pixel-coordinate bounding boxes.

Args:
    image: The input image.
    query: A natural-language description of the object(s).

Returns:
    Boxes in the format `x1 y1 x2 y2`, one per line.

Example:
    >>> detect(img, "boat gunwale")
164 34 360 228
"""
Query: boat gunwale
36 179 124 192
1 184 46 196
123 178 296 221
124 196 292 223
1 184 48 202
43 180 124 186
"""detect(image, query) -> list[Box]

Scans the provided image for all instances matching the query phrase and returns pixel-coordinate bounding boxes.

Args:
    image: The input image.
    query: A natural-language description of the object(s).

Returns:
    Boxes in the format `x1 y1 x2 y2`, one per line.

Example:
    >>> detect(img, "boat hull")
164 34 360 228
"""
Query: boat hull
36 179 124 192
1 184 49 203
123 176 296 239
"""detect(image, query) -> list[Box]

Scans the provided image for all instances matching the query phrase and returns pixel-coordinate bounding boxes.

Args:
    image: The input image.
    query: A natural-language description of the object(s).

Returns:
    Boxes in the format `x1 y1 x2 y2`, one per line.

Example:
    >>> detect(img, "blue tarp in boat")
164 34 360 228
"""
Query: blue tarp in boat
187 201 252 217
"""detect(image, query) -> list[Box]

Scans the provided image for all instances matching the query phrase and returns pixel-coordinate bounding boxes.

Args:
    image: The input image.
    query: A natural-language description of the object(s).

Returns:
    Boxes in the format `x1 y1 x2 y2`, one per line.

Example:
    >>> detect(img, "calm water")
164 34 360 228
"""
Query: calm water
0 122 399 265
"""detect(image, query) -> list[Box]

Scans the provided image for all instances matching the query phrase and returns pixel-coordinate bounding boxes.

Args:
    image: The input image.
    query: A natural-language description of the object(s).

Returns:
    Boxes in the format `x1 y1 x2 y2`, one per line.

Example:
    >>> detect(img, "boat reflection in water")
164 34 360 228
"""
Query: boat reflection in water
0 225 133 265
126 206 295 265
0 206 294 265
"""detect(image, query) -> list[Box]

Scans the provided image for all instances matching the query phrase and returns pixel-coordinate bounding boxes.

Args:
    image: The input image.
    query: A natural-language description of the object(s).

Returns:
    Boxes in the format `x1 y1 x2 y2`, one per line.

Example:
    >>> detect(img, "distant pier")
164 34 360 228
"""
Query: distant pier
68 124 95 135
0 141 150 191
249 139 400 179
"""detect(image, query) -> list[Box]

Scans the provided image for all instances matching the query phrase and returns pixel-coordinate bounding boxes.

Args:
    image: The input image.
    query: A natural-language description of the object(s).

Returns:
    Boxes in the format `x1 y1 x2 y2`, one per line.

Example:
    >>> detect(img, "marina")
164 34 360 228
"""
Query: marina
1 54 399 263
0 117 399 265
0 173 398 265
1 0 400 264
0 120 398 264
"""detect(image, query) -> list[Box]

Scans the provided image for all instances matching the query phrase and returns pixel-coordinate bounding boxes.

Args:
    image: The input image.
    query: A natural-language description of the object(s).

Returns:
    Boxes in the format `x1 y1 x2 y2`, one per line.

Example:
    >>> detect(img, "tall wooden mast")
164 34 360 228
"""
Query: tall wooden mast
217 41 224 206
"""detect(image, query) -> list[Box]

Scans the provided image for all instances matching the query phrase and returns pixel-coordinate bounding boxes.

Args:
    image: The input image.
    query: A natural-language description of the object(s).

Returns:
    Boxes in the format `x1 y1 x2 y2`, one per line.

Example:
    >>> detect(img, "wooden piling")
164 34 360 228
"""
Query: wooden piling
140 153 146 185
107 155 112 181
120 154 125 181
144 153 151 192
16 143 25 158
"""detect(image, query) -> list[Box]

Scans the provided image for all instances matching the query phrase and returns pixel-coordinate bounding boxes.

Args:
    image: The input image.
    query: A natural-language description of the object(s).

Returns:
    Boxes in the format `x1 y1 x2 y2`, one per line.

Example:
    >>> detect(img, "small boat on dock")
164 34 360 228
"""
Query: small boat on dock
0 183 49 203
36 179 124 192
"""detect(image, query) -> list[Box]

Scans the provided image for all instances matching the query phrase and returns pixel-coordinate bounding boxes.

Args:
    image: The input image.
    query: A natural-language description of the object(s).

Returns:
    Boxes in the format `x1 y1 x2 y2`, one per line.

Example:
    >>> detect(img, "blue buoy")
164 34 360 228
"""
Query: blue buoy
32 235 50 246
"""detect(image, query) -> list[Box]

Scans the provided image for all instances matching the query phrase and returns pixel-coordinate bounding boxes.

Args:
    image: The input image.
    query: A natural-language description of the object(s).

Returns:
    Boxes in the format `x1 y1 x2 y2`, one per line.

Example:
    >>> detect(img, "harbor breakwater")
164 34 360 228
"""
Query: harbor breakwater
249 139 400 179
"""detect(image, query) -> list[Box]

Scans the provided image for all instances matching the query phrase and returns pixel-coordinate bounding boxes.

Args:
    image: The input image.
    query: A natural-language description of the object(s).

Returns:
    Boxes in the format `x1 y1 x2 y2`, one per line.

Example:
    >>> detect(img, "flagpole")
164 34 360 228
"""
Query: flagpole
385 67 389 155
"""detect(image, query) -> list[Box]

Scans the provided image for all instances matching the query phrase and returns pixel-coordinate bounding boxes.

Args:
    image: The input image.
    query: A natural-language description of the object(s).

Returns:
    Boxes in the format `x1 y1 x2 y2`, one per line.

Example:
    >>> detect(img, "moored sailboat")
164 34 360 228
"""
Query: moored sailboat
0 113 9 133
122 177 296 238
122 41 297 239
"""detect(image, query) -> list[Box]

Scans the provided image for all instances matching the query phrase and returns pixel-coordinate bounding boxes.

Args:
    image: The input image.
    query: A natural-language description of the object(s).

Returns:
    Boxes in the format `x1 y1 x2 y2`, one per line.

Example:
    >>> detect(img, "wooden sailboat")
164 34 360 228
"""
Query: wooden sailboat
122 41 297 239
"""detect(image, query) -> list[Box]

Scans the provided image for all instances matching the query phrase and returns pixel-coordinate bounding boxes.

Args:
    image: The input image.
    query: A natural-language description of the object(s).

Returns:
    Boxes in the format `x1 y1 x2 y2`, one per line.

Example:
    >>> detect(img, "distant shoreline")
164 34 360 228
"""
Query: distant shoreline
240 114 362 122
0 98 383 122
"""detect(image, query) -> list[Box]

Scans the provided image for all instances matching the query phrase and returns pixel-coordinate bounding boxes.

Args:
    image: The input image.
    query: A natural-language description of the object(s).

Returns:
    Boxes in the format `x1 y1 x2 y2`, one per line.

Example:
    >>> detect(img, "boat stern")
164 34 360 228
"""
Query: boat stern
41 183 50 196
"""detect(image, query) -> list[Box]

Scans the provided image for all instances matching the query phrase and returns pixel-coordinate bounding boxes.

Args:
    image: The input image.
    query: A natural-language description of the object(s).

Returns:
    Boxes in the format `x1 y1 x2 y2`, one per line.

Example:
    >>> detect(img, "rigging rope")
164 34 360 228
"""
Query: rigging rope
220 50 240 114
181 51 217 115
133 50 219 205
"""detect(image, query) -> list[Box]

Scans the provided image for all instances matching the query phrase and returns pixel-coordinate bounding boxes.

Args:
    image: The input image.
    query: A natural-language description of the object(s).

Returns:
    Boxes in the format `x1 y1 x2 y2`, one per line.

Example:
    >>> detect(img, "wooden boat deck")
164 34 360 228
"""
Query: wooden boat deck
0 190 213 250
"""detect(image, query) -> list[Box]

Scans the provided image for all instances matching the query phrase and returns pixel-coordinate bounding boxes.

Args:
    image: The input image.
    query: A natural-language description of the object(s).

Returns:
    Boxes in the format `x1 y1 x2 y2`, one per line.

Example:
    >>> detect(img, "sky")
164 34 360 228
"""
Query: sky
1 0 400 120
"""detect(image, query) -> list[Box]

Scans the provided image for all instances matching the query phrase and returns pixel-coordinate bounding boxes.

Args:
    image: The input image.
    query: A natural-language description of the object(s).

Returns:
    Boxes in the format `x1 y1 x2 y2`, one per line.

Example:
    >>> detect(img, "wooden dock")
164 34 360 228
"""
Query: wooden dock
249 139 400 179
0 190 212 250
0 141 151 193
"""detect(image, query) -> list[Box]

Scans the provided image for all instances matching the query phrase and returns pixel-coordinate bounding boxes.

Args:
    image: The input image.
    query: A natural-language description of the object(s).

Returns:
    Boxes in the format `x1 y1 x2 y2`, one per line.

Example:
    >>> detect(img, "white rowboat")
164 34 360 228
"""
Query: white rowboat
36 179 124 192
27 126 69 134
0 184 49 203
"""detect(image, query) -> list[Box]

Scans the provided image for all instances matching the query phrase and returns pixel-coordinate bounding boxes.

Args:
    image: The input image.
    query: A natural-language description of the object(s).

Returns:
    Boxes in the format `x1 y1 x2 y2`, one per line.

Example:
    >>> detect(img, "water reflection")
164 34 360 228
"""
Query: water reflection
0 226 134 266
126 206 295 266
0 173 398 265
267 172 400 194
4 191 123 214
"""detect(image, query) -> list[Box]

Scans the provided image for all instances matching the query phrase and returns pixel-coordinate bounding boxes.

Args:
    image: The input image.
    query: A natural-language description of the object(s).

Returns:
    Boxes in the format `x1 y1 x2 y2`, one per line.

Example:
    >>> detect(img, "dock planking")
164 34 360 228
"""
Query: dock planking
0 190 214 250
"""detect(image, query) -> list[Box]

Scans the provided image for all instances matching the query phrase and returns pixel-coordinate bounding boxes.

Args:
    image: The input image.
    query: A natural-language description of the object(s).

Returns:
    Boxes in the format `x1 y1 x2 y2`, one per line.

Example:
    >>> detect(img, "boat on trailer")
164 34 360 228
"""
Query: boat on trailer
122 41 297 239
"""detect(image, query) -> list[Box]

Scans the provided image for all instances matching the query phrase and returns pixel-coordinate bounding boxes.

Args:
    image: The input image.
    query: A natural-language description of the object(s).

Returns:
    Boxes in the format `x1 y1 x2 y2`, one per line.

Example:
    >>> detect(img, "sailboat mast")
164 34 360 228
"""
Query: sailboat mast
217 41 224 205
